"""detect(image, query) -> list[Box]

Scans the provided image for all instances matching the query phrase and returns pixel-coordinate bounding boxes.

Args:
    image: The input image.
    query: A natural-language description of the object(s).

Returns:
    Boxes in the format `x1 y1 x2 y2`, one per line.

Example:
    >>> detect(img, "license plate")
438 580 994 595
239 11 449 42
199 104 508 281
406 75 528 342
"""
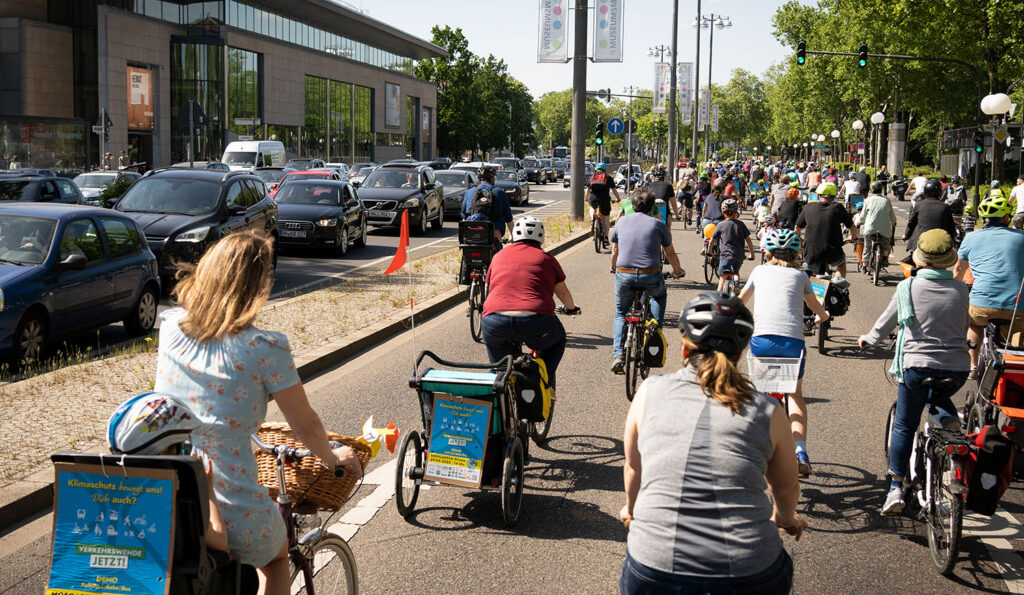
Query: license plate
280 230 308 238
368 209 393 218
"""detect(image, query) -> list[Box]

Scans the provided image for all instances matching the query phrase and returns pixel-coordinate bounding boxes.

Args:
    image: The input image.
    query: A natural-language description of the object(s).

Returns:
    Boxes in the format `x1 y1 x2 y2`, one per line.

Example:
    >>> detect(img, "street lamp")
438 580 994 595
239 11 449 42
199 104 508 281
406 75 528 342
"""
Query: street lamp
831 129 841 162
981 93 1013 181
694 12 733 162
870 111 885 170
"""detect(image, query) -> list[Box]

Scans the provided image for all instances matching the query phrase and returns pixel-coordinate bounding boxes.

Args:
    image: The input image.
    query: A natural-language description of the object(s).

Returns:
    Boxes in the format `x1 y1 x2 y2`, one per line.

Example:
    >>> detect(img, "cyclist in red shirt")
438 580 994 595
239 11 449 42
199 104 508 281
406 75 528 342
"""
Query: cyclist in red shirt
481 216 580 393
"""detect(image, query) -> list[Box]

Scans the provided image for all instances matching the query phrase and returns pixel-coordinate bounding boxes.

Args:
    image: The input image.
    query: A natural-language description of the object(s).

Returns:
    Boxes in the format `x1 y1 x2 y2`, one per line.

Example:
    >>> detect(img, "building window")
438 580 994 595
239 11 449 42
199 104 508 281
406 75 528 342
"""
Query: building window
303 75 372 163
353 85 373 163
170 40 224 163
303 75 328 160
226 47 261 137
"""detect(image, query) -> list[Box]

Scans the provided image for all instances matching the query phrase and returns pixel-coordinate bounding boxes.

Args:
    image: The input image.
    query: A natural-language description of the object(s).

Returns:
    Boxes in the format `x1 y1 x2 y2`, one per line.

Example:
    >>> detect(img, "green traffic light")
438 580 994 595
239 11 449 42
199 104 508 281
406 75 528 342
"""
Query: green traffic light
858 59 866 67
797 57 805 65
596 138 603 145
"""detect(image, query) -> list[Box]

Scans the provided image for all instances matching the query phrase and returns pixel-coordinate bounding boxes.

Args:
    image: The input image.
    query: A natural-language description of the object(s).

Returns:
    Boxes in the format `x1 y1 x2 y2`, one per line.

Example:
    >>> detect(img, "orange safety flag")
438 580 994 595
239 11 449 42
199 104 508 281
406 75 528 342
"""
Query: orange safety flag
383 210 409 274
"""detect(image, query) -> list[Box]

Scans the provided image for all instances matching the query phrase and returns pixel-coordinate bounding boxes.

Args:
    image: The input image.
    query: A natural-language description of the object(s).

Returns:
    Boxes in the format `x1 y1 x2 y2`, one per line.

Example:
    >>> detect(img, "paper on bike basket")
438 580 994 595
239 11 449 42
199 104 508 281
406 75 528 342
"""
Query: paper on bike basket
425 395 492 488
810 278 829 305
746 353 802 394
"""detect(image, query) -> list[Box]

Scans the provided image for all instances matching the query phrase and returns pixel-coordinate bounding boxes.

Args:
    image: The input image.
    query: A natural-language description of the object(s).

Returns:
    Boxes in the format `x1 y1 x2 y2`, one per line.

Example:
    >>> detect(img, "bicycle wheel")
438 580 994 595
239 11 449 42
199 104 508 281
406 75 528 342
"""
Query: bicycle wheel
817 320 828 354
528 397 553 445
468 279 484 343
703 253 715 284
394 430 422 518
592 217 602 253
883 400 897 461
290 535 358 595
927 453 964 576
624 328 639 401
501 437 525 527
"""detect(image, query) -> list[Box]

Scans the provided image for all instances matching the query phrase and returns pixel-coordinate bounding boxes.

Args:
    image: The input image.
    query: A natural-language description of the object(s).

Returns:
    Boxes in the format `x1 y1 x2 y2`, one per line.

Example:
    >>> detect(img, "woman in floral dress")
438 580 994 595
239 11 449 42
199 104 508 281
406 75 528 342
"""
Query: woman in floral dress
154 232 361 595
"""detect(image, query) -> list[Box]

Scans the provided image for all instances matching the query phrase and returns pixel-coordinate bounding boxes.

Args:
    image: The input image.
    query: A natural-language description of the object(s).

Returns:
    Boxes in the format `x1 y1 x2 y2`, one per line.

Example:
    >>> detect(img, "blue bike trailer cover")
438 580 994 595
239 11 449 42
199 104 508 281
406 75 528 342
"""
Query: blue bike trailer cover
421 368 499 397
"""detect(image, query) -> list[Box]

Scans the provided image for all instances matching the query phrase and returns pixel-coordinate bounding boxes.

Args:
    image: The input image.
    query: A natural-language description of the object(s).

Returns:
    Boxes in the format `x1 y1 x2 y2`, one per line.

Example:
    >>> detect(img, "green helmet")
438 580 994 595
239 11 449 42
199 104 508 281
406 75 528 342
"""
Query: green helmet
978 195 1013 218
816 182 838 197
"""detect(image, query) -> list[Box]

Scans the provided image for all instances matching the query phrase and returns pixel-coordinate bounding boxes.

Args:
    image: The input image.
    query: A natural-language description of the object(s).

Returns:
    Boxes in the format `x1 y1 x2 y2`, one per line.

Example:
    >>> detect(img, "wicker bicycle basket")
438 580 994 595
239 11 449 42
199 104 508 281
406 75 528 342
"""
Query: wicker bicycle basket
255 422 372 511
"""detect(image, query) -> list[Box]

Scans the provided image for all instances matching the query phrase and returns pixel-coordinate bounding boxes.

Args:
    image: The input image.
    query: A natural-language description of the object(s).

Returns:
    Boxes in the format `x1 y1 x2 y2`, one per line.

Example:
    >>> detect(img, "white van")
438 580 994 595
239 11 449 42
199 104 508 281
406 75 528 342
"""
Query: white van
221 141 286 170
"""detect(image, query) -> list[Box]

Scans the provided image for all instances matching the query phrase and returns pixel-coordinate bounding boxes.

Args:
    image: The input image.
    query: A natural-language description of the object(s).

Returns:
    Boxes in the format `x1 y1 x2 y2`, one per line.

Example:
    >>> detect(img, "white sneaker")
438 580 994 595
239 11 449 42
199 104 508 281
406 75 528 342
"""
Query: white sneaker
882 485 905 516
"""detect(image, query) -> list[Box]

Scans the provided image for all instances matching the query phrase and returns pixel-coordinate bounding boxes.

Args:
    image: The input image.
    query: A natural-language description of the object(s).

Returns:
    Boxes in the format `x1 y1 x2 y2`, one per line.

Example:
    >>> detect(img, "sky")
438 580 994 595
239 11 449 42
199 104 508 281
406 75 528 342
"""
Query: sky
354 0 810 98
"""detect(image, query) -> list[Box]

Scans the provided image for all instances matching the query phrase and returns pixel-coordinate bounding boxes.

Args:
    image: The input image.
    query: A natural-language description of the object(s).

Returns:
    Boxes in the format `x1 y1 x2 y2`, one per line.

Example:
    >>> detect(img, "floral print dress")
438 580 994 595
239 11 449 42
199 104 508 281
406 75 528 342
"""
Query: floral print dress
154 308 301 567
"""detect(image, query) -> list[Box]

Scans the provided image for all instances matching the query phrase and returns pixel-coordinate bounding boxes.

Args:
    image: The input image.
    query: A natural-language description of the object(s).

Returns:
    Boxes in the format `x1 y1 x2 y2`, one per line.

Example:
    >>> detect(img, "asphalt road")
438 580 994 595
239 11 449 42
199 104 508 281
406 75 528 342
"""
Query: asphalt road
4 191 1024 593
4 182 573 379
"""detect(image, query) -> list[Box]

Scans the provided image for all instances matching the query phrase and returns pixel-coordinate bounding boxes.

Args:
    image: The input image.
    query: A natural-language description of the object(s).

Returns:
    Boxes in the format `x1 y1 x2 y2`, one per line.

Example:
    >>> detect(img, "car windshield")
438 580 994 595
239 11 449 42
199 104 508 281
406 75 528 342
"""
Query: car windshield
0 214 57 265
286 160 314 169
434 173 469 188
290 172 331 180
117 178 222 215
362 170 419 189
356 168 374 176
540 160 552 167
0 181 37 201
523 160 539 167
498 171 518 182
222 151 256 166
493 159 516 167
275 183 342 205
254 169 286 184
73 173 117 188
554 161 567 168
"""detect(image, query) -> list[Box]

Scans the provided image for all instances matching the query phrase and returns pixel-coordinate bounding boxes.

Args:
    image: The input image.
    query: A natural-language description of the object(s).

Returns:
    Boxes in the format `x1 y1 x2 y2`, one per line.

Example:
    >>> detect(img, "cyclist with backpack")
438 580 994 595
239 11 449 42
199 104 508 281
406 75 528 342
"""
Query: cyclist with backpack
584 162 620 246
462 166 514 249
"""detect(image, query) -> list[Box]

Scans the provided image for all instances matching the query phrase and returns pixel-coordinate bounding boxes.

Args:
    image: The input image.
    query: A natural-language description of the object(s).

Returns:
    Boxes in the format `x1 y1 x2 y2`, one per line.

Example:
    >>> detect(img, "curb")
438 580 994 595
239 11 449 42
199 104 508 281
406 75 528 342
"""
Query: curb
0 224 590 533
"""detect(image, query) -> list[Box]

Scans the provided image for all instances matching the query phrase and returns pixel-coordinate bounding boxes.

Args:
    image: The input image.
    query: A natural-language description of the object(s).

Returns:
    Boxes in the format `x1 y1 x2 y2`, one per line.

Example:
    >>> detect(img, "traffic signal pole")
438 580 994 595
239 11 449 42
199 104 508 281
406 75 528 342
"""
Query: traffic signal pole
569 1 588 221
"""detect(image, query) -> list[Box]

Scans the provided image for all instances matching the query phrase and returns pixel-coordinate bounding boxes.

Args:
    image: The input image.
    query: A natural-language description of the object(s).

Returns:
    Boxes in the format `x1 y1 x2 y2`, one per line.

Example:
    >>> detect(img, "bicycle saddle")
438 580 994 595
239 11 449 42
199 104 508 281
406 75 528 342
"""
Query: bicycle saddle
920 377 959 391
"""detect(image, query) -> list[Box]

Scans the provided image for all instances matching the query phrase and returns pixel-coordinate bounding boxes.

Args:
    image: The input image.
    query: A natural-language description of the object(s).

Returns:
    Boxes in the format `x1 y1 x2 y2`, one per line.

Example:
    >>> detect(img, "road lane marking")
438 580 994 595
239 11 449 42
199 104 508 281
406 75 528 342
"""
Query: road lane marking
963 509 1024 592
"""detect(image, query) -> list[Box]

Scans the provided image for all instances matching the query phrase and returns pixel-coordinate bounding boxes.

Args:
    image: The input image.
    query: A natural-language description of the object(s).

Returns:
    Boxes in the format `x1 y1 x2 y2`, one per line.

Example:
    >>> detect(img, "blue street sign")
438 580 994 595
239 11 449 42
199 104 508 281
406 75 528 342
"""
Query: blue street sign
608 118 625 135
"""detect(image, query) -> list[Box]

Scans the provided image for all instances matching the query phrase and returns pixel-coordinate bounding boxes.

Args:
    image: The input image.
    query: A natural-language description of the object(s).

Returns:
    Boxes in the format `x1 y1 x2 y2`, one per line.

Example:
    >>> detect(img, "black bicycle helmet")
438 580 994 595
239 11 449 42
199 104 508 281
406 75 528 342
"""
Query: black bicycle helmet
679 292 754 357
922 178 942 199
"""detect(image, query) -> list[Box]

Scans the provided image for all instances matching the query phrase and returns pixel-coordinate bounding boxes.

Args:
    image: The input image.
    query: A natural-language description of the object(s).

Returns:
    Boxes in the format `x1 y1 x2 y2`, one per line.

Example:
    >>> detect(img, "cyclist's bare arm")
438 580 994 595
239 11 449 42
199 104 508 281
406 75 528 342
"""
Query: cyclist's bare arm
612 186 621 201
953 258 969 281
584 186 592 202
766 406 807 540
746 237 757 259
273 384 363 477
621 386 646 526
663 244 683 276
738 287 753 304
554 281 577 310
610 242 619 271
803 293 830 322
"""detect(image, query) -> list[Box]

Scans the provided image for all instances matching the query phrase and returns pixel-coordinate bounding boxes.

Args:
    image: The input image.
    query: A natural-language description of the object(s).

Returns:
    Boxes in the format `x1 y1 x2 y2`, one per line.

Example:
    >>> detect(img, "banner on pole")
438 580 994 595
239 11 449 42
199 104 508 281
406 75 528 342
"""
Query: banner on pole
537 0 568 63
697 88 709 131
711 104 720 133
652 62 670 113
593 0 623 62
678 62 693 116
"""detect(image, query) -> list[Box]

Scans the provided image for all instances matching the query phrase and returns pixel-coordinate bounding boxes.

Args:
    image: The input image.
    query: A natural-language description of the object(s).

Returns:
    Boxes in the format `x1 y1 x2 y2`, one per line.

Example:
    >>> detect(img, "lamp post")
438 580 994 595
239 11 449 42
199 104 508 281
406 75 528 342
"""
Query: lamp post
852 119 864 166
830 129 840 162
694 13 732 162
649 44 674 167
870 111 885 171
981 92 1013 182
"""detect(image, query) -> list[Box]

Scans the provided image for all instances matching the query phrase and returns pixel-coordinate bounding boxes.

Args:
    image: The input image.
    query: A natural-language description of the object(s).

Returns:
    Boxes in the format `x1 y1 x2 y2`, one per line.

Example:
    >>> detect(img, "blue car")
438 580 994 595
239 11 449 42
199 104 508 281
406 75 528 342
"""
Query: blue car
0 204 160 363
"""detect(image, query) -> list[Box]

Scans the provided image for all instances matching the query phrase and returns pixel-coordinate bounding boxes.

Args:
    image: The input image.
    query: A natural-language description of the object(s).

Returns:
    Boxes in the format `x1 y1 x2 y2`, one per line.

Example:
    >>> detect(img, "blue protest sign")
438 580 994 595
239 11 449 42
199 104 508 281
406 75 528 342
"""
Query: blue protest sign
425 396 492 488
48 464 176 595
608 118 624 135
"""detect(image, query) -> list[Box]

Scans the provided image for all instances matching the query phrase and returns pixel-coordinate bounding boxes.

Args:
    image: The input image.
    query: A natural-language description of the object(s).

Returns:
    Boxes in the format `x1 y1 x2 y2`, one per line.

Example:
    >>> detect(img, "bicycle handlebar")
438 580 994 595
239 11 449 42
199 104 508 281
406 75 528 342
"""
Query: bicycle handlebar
555 305 582 315
250 434 348 477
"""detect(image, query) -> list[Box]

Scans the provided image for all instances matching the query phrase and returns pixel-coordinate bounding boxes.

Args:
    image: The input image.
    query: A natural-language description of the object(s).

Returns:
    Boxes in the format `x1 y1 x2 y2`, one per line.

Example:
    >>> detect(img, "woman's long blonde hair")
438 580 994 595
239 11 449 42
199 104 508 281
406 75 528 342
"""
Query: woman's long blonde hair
173 232 274 342
683 336 753 414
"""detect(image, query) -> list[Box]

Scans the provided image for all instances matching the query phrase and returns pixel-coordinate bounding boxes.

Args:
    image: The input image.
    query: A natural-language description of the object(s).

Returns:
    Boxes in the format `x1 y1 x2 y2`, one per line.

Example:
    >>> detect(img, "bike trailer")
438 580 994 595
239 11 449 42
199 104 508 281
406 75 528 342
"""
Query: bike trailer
510 357 552 422
961 426 1014 516
642 319 668 368
977 343 1024 447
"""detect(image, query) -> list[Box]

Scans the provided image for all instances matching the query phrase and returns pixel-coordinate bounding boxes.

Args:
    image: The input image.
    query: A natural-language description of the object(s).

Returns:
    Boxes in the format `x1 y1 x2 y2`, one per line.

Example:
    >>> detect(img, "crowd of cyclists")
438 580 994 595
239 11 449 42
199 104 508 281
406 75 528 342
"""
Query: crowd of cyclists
66 152 1024 594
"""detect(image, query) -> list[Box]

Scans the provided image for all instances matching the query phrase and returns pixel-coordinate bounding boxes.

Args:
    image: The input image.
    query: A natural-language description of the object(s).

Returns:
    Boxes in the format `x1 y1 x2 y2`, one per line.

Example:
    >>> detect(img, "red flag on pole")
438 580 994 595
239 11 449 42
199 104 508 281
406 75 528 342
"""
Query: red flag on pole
383 210 409 274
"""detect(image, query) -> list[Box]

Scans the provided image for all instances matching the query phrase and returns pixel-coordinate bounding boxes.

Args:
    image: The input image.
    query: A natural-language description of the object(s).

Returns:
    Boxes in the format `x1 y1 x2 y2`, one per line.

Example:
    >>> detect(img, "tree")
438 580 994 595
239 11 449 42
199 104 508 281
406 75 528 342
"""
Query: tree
415 26 479 157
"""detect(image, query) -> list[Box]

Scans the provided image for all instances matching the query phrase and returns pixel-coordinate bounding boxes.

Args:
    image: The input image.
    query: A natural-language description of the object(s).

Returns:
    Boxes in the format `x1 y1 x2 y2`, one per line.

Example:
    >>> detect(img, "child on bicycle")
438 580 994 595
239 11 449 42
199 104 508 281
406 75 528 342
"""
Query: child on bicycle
857 229 970 515
740 229 832 477
711 199 757 293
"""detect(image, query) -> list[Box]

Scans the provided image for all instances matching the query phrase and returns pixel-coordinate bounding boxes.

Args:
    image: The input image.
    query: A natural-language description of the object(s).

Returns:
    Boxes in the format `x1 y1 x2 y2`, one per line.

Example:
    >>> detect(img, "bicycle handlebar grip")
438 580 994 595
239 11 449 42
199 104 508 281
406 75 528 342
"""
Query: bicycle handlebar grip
332 466 346 479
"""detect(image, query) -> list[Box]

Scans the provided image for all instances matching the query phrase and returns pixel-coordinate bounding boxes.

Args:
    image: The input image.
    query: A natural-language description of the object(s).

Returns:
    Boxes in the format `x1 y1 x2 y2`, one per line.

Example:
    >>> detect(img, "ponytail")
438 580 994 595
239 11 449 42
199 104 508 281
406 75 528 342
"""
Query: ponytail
683 337 754 414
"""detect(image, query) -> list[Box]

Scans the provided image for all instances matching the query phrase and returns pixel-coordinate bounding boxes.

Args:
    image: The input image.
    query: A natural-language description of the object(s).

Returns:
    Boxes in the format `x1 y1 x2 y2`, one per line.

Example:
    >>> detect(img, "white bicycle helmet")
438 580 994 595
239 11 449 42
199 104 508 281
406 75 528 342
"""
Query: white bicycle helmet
108 392 200 455
511 216 545 244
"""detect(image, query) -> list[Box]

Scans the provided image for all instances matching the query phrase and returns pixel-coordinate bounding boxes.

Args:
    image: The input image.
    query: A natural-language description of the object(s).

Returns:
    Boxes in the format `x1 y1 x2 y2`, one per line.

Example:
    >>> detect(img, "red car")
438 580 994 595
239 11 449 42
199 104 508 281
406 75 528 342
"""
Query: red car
270 169 343 197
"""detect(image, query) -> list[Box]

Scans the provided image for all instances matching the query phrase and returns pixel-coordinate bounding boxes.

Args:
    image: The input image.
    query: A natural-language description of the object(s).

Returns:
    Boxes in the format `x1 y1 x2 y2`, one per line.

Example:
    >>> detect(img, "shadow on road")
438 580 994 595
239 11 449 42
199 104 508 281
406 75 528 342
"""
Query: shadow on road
798 462 889 535
565 333 610 350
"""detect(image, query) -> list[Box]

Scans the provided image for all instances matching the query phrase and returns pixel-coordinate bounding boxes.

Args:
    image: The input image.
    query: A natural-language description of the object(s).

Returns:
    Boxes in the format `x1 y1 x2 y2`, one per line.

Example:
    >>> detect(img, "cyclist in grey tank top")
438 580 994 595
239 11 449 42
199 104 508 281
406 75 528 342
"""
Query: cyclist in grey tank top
620 292 807 594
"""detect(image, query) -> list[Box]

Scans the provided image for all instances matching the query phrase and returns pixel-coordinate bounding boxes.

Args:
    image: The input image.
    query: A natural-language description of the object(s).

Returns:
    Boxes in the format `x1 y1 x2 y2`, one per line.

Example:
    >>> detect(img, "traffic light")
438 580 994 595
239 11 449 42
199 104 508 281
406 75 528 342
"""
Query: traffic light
858 43 868 68
797 40 806 65
595 122 604 146
974 129 985 154
595 88 612 103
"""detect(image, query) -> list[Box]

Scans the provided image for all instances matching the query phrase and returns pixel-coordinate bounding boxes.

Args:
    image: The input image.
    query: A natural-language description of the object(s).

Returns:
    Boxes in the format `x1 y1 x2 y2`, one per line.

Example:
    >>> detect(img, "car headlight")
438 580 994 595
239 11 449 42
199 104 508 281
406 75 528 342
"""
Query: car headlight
401 198 422 208
175 226 211 243
316 218 338 227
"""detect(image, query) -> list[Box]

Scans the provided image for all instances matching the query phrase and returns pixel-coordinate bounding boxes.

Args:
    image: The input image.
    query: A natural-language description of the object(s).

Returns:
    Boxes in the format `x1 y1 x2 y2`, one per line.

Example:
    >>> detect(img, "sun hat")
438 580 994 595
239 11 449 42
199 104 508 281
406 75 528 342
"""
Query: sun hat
913 229 957 269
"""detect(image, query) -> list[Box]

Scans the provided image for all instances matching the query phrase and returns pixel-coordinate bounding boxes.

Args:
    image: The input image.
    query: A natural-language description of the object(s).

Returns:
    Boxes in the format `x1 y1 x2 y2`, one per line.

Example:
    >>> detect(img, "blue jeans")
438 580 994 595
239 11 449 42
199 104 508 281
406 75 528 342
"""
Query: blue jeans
481 314 566 389
888 367 968 478
613 272 667 358
620 549 792 595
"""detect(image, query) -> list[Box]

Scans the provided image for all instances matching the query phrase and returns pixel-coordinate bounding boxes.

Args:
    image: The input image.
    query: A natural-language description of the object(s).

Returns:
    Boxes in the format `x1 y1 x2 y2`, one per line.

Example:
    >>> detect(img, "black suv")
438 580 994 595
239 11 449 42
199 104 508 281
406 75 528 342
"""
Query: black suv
358 163 445 235
114 169 278 282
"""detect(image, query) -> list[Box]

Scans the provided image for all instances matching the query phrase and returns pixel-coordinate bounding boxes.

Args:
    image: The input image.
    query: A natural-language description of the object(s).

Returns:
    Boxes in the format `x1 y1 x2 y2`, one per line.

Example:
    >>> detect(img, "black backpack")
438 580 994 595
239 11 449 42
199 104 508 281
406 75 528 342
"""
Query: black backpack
469 185 498 221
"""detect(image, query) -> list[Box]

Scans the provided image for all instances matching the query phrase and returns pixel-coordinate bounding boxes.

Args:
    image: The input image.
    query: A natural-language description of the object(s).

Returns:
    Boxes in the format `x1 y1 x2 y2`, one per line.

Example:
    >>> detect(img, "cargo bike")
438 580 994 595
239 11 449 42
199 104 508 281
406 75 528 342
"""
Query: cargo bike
395 350 553 527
